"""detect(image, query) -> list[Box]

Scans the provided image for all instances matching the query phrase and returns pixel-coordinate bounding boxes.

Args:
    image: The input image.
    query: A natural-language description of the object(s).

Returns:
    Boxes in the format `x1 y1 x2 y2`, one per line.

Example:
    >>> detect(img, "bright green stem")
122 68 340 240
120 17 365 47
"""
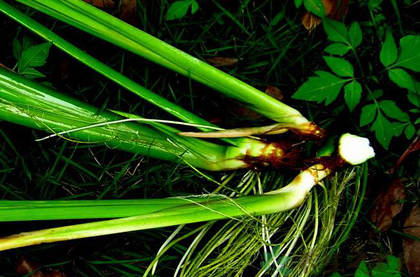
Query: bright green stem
0 164 330 251
0 67 272 171
0 199 213 221
12 0 312 128
0 1 226 137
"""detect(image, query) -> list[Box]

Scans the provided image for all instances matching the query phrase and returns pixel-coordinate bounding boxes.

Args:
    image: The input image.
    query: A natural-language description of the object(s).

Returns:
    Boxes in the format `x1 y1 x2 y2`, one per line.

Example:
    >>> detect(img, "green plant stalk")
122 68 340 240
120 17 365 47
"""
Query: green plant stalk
0 199 197 221
11 0 321 136
0 67 280 171
0 1 227 137
0 164 331 251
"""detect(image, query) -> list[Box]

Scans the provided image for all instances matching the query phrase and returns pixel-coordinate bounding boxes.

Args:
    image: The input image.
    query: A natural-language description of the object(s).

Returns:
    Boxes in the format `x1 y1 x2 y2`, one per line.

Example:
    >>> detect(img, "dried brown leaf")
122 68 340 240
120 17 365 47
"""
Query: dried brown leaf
403 205 420 277
231 86 284 119
301 0 348 32
322 0 334 16
206 57 238 68
15 256 42 277
390 134 420 174
370 179 406 232
329 0 349 20
302 11 321 32
265 86 284 102
83 0 115 8
15 256 67 277
119 0 138 26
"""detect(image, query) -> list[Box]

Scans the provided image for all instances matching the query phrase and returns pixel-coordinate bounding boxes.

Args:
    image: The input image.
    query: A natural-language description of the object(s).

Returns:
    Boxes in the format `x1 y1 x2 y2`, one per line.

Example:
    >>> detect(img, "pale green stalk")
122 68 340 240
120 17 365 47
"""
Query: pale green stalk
0 1 224 136
0 134 375 252
0 67 279 171
0 164 331 251
11 0 321 136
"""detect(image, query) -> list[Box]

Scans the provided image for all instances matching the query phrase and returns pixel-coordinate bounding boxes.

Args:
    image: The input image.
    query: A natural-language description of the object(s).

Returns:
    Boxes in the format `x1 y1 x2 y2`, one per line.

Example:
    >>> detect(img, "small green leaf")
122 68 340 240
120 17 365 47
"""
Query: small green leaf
13 37 22 60
392 122 406 137
22 35 34 51
348 21 362 48
360 104 377 126
304 0 325 17
21 68 46 79
372 111 394 149
380 30 398 67
388 68 416 91
17 42 52 73
366 89 383 101
191 0 199 14
166 0 193 20
355 260 370 277
344 80 362 111
324 43 351 55
372 256 402 277
379 100 410 122
323 18 349 44
323 56 354 77
330 272 343 277
408 91 420 107
387 255 400 271
292 71 347 105
295 0 304 8
394 35 420 72
405 124 416 139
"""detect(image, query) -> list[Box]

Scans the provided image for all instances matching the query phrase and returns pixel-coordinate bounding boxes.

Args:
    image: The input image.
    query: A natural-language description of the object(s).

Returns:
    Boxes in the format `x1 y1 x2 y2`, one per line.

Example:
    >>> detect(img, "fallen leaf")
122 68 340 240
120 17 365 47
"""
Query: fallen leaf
301 0 348 32
83 0 115 8
302 11 321 32
403 205 420 277
206 57 238 68
389 134 420 174
231 86 284 119
322 0 334 16
16 256 42 277
15 256 67 277
119 0 138 26
329 0 349 20
265 85 284 101
370 179 406 232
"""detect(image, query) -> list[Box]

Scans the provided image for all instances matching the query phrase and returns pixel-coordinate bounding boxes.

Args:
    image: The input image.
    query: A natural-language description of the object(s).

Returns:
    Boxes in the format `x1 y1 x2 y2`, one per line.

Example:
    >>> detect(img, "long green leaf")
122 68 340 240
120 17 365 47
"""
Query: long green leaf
0 1 220 136
0 199 193 221
12 0 313 130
